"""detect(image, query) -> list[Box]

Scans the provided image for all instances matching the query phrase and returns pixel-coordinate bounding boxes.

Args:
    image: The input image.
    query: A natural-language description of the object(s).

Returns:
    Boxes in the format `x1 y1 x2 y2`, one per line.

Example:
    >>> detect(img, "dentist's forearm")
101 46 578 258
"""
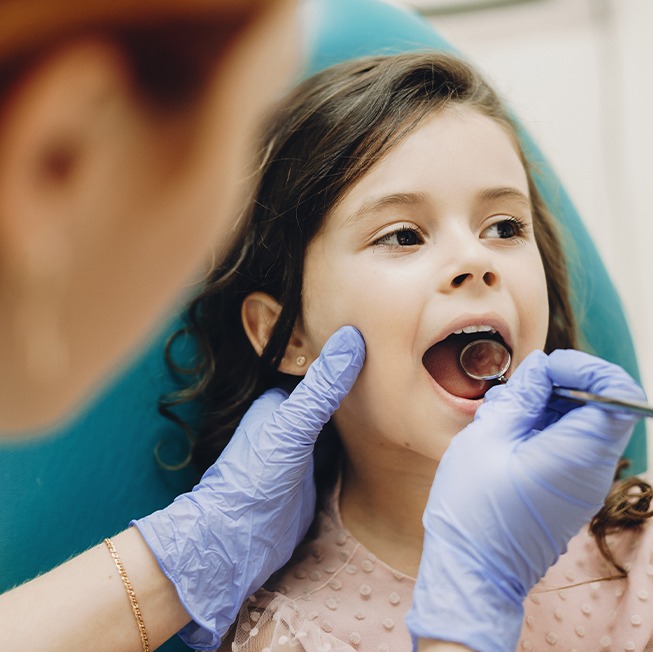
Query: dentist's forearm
0 527 191 652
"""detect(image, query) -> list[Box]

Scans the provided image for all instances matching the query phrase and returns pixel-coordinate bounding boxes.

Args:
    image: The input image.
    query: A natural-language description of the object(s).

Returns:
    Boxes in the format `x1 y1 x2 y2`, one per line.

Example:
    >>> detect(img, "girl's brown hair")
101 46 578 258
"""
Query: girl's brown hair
162 51 652 576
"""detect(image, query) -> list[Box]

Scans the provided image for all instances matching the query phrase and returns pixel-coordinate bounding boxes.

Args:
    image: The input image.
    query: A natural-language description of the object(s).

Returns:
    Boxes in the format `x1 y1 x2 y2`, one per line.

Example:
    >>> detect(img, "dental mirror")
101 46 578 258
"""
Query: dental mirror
459 338 511 383
459 338 653 419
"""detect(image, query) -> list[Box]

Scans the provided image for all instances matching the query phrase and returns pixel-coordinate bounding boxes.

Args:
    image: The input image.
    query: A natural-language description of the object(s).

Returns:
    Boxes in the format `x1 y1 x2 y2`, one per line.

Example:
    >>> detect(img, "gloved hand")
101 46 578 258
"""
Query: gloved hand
406 349 645 652
133 325 365 650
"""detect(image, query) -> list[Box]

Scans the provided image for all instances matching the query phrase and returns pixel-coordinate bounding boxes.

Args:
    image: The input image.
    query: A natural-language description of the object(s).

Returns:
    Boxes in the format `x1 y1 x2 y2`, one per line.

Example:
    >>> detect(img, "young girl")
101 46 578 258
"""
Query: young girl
168 52 653 650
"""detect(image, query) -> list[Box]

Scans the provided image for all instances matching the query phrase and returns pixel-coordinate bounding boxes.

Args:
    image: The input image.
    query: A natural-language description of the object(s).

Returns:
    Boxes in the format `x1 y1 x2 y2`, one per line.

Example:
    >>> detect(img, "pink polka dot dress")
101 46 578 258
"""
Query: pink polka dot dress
221 489 653 651
519 522 653 651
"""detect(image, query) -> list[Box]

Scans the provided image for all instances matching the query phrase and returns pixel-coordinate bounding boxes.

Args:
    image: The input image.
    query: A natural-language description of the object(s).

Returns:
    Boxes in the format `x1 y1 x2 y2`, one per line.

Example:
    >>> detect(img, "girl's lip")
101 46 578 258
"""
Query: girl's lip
425 313 514 353
423 366 485 416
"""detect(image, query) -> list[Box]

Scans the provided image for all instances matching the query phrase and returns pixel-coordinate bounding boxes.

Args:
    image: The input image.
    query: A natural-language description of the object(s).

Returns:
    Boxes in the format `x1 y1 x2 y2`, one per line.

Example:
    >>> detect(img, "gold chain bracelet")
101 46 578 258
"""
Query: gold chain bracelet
104 538 150 652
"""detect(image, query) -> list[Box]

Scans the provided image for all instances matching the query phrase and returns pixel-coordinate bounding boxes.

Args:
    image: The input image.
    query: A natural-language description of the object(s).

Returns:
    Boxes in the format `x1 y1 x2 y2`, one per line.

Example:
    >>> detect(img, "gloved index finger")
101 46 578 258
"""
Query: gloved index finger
273 325 365 444
548 349 646 404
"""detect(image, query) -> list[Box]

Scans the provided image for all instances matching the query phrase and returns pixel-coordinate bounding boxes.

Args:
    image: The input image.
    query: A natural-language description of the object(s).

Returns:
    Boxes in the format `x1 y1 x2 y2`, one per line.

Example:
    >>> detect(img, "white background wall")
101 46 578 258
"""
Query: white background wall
391 0 653 465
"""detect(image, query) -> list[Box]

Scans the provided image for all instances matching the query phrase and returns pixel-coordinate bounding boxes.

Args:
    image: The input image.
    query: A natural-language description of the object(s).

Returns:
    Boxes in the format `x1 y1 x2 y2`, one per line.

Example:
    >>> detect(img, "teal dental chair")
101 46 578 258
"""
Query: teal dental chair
0 1 645 650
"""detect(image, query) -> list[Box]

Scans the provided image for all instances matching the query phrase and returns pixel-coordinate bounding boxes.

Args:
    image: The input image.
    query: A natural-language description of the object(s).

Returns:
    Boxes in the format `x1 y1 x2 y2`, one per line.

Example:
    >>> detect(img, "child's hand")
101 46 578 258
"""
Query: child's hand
133 325 365 649
406 349 644 652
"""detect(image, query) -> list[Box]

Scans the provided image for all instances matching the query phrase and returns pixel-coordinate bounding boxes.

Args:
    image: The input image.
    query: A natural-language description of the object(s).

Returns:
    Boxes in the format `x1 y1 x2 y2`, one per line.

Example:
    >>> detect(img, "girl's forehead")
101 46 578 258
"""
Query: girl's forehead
327 107 529 223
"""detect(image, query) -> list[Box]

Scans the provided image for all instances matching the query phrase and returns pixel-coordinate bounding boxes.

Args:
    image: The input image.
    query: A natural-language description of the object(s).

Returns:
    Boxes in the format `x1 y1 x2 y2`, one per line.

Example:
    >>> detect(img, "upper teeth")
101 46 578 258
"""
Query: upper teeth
453 325 497 335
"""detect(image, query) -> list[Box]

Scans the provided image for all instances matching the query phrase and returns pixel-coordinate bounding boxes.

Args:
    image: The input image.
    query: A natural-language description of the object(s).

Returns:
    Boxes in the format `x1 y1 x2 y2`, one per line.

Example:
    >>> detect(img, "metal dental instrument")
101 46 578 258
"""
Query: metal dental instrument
459 338 653 419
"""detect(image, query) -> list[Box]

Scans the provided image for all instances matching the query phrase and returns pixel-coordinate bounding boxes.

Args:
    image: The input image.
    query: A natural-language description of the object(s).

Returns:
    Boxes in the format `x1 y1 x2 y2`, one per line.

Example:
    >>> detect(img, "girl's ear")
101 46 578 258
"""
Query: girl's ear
241 291 313 376
241 292 281 356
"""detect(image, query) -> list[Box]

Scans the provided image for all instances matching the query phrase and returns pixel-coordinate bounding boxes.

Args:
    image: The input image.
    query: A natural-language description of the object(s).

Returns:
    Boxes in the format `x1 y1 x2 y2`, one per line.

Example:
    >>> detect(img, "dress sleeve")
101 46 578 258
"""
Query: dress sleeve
220 591 357 652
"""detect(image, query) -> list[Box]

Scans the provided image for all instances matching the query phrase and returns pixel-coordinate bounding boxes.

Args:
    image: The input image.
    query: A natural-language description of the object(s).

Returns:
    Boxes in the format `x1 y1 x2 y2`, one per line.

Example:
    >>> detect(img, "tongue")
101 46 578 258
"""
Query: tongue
423 337 493 400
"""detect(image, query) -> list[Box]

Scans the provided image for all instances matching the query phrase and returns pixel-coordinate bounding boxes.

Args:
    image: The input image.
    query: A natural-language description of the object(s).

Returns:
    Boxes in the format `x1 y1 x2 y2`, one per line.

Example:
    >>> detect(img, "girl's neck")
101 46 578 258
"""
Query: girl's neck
338 447 437 578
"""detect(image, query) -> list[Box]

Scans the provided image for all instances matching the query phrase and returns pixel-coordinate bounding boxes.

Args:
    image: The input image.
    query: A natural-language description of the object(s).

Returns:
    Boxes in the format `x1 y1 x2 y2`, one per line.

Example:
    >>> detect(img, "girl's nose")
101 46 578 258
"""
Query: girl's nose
451 270 498 288
438 230 501 292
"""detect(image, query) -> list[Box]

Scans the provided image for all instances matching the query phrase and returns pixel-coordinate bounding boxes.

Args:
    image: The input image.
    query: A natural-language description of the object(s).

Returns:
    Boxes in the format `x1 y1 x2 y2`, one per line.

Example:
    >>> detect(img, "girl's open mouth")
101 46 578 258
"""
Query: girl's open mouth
422 328 511 400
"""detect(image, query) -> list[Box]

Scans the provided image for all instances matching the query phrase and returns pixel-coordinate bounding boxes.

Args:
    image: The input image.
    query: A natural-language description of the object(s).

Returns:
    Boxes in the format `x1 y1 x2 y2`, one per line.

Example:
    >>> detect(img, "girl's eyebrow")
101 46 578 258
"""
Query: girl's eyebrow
343 191 428 226
476 186 532 209
342 187 531 228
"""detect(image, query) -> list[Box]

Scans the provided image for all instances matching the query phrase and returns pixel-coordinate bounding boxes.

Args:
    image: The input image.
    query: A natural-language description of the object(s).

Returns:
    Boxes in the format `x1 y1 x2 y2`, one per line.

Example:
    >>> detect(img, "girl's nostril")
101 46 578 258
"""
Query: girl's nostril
452 273 468 287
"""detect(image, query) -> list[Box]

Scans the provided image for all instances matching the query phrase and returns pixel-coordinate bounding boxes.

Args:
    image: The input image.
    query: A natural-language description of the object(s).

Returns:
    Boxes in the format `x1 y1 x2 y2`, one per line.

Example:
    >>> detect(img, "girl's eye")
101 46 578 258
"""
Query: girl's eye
374 226 424 247
482 217 527 240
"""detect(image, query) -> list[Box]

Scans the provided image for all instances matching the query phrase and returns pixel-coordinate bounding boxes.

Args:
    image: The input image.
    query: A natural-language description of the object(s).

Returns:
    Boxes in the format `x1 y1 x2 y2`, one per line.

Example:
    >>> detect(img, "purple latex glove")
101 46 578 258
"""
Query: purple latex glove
133 325 365 649
406 349 645 652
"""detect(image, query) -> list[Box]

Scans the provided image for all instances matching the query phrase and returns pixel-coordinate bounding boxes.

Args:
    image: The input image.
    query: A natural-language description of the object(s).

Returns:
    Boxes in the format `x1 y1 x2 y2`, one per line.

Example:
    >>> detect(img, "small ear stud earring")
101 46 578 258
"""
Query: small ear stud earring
296 355 307 367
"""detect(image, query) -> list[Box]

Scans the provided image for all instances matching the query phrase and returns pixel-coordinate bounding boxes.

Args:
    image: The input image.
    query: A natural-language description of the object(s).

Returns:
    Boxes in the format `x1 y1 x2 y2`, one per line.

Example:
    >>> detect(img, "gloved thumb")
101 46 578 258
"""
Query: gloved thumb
272 325 366 446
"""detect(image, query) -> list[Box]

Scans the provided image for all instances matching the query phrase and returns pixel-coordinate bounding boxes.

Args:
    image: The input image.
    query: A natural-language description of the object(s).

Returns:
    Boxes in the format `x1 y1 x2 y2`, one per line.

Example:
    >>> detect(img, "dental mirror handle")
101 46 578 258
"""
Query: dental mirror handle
553 386 653 419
